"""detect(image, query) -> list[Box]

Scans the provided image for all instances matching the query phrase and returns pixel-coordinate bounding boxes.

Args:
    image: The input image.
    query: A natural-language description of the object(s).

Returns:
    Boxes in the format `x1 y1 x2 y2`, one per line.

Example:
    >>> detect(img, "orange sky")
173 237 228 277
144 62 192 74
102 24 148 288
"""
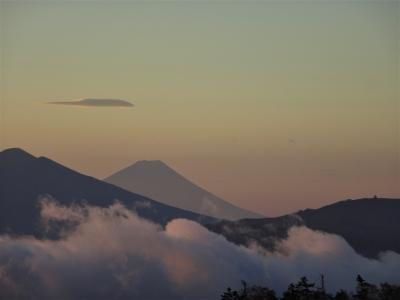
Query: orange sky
1 1 399 215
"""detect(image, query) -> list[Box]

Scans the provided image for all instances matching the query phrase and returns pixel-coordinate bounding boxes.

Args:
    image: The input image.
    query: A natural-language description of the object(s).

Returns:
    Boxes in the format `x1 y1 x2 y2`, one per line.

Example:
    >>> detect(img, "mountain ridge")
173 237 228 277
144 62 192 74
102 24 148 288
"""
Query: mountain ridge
207 197 400 258
0 148 216 237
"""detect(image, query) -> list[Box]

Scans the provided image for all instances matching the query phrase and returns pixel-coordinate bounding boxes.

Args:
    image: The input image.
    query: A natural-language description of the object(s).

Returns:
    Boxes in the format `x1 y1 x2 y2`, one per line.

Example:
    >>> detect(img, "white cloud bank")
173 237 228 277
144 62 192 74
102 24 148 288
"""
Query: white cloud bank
0 200 399 300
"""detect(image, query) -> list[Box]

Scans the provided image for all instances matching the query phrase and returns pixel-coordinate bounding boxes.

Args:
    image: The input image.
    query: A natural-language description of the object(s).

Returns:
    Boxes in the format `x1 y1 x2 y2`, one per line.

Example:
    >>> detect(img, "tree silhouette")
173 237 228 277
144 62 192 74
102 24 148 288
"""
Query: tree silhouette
354 275 378 300
221 287 242 300
378 282 400 300
221 281 248 300
334 290 350 300
282 276 318 300
247 285 278 300
221 281 277 300
220 275 399 300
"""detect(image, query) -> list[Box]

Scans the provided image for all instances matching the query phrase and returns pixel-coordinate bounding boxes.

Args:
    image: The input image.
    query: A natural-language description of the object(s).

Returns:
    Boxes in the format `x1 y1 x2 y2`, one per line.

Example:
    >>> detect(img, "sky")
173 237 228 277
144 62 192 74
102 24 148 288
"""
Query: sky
0 0 399 216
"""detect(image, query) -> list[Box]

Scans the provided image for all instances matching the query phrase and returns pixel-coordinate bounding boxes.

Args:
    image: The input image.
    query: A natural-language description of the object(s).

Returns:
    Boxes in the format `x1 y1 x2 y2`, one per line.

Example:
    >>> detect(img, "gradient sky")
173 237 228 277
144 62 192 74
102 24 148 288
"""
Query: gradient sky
1 0 399 216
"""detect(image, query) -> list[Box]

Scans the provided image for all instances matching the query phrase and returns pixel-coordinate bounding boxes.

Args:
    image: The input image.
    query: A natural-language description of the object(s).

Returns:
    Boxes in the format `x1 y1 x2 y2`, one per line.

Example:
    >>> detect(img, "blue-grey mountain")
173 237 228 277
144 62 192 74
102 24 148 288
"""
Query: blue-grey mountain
105 160 262 220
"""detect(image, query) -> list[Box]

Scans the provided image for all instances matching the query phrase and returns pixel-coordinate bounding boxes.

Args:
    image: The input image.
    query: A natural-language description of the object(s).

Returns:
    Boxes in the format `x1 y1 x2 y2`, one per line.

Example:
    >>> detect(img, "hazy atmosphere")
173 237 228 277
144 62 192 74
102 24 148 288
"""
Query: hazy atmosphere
1 1 400 300
1 1 399 215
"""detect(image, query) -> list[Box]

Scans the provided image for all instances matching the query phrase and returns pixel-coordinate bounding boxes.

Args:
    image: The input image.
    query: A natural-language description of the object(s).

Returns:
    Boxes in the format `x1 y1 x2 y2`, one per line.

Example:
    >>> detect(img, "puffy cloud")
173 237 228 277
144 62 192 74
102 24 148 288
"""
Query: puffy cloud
260 227 400 292
0 200 399 300
47 98 134 107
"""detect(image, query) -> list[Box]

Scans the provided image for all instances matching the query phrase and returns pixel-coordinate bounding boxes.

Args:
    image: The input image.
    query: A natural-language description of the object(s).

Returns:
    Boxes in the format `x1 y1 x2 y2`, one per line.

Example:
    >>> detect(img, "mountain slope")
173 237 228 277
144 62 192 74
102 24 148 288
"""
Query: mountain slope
206 198 400 258
298 198 400 258
0 148 216 237
105 160 262 220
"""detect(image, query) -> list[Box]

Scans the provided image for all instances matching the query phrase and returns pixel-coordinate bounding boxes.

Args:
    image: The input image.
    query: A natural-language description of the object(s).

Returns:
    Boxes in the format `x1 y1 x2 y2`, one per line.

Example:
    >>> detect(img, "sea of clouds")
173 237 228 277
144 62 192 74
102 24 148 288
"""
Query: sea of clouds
0 199 399 300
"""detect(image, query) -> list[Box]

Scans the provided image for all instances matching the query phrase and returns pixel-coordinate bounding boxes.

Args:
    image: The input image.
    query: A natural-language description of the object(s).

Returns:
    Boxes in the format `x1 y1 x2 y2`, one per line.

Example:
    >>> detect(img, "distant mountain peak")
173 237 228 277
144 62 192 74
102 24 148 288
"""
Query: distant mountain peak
125 160 178 176
106 160 263 220
0 147 37 162
0 147 35 157
133 160 168 167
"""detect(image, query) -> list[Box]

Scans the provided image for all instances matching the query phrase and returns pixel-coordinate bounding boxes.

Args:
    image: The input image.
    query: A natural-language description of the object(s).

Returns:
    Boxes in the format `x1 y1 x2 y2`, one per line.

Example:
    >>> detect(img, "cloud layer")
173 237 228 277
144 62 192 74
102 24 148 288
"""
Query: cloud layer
0 200 399 300
47 98 134 107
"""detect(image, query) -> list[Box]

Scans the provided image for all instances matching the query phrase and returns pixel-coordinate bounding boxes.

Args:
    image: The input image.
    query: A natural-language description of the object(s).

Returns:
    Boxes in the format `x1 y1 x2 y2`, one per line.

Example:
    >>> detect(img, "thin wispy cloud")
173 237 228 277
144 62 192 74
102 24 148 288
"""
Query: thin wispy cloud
47 98 134 107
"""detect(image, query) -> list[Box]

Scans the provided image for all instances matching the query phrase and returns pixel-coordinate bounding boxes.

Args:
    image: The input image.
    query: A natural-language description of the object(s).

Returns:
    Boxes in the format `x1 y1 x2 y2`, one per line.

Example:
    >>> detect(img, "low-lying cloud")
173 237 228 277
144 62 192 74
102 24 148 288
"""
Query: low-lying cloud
0 200 399 300
47 98 134 107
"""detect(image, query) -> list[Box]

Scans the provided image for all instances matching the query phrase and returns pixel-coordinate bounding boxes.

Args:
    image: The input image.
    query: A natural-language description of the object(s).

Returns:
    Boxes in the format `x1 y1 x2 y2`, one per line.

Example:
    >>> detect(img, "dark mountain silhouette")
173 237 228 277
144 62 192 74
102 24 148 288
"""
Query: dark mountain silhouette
105 160 262 220
298 198 400 258
2 148 398 258
0 148 216 237
207 198 400 258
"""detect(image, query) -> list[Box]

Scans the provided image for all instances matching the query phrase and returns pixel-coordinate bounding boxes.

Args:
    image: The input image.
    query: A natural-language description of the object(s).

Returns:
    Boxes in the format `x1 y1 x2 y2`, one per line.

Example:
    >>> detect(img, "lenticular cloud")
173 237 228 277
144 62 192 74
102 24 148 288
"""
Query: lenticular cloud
0 200 399 300
47 98 134 107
